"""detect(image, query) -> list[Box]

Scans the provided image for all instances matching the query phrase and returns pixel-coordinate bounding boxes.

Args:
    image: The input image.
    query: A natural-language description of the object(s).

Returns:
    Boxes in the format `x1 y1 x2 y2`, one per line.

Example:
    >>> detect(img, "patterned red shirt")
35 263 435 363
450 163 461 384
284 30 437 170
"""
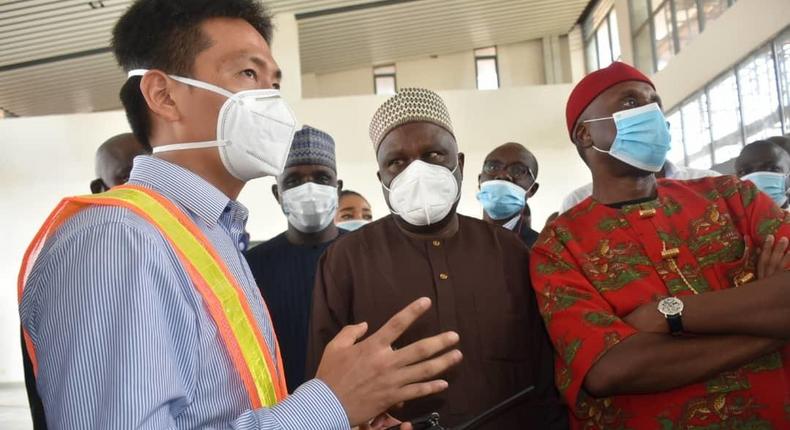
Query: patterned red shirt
531 176 790 429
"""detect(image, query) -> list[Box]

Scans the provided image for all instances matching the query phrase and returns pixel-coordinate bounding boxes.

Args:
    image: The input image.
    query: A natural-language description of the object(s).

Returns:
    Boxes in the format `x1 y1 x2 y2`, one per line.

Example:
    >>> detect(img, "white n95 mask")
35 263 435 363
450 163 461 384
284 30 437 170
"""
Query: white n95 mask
383 160 460 226
127 69 298 181
281 182 339 233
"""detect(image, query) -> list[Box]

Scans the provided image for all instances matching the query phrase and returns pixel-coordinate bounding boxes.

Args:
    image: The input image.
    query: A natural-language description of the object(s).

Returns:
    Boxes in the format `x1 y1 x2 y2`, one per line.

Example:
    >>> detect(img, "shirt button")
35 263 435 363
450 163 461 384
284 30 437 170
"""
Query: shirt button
432 240 441 247
238 242 246 251
439 273 449 280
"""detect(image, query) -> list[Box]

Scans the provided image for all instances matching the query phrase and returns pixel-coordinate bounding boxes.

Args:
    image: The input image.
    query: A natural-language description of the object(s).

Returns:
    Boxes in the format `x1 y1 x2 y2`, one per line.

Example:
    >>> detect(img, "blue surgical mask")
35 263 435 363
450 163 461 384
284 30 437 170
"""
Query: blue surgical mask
742 171 789 207
336 219 370 231
584 102 671 172
476 180 529 220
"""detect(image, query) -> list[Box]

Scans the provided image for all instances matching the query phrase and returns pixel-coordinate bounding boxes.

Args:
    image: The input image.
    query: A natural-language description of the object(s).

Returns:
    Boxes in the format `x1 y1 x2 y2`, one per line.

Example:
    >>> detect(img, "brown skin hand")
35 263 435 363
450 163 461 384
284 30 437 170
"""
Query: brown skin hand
573 81 664 205
477 142 539 227
272 164 342 246
376 122 465 239
335 194 373 223
137 17 282 200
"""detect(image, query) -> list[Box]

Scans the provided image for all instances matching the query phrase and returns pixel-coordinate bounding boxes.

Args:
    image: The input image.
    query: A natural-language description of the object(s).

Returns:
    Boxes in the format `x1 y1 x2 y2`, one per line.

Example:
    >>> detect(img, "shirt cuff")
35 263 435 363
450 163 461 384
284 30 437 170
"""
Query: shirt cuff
237 378 349 430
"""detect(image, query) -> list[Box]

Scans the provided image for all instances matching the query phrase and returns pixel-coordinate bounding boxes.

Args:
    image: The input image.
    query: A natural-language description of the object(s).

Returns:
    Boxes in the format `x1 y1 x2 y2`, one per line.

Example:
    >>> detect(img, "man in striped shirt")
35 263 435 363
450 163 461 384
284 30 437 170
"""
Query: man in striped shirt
19 1 461 429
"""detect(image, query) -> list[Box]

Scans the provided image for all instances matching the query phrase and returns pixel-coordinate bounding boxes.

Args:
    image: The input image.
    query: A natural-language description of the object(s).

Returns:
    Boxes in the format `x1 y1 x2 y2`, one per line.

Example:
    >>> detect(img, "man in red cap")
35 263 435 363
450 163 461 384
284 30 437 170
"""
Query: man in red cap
530 61 790 429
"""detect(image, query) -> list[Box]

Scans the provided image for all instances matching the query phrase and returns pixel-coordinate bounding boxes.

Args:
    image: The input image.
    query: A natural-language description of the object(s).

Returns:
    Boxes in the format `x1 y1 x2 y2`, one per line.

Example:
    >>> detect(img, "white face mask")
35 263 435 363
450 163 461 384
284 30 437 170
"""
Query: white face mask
280 182 339 233
127 69 298 181
383 159 460 226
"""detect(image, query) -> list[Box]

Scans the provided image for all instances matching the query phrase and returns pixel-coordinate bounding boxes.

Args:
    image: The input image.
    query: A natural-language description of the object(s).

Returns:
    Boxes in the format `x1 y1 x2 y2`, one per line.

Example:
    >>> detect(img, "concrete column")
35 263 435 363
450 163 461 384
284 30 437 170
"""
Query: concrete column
568 25 586 83
614 0 635 65
271 13 302 101
542 35 564 84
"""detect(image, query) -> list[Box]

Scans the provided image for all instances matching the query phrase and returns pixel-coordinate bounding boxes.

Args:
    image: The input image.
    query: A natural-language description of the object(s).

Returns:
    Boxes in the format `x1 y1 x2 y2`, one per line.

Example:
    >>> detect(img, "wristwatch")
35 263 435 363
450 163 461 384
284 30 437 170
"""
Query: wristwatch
657 297 684 335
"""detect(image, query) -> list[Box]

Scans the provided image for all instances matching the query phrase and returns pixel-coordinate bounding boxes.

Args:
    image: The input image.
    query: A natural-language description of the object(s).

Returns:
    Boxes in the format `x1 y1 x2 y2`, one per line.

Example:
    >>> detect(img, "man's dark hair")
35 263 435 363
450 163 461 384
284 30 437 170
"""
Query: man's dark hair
112 0 273 150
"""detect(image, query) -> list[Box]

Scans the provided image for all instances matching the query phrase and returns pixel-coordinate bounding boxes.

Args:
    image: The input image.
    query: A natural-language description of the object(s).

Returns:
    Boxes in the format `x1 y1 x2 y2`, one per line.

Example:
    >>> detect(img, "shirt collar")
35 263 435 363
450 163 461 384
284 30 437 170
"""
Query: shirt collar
127 155 231 228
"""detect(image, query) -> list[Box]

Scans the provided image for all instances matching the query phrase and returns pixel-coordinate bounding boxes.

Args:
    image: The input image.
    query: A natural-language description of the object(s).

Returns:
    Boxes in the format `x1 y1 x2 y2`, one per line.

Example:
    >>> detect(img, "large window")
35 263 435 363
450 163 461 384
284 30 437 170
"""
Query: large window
474 47 499 90
373 65 397 96
584 7 622 72
666 27 790 169
630 0 737 73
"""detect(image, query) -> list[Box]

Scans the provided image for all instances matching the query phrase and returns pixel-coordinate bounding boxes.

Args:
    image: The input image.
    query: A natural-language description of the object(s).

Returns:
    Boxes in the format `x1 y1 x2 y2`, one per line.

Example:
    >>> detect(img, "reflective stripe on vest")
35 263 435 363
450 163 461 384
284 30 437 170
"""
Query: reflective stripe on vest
18 185 287 408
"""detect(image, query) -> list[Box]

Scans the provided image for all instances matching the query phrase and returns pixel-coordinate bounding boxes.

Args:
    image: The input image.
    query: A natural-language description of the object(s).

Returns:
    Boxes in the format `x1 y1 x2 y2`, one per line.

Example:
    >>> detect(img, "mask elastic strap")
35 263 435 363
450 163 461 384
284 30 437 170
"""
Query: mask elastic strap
583 116 614 124
152 140 227 154
589 144 611 155
127 69 234 98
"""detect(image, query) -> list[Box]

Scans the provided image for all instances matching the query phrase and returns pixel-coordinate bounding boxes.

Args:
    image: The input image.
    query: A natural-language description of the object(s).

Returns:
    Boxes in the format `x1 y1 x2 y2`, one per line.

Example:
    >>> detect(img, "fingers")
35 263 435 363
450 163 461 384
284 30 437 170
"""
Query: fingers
329 322 369 349
767 236 789 278
397 349 463 386
392 379 450 404
393 331 459 367
372 298 432 346
758 235 775 279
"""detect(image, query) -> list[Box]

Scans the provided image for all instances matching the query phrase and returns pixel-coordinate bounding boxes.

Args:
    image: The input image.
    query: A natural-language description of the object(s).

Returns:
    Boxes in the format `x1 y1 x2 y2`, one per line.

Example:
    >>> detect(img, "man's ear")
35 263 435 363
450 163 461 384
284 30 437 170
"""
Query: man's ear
271 184 280 203
477 173 483 190
138 70 181 123
574 122 593 150
458 152 465 178
337 179 344 193
90 179 107 194
528 182 539 198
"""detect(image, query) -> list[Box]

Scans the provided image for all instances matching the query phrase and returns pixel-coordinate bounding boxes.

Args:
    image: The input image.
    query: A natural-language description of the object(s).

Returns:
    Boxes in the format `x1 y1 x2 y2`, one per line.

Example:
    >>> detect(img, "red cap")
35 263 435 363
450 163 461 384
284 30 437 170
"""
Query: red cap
565 62 654 140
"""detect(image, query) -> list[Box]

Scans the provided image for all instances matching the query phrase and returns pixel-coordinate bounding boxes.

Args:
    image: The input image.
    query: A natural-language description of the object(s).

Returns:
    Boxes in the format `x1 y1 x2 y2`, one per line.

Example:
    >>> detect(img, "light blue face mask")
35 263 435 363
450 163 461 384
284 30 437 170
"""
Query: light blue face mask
476 179 530 220
742 171 789 207
584 102 672 172
336 219 370 231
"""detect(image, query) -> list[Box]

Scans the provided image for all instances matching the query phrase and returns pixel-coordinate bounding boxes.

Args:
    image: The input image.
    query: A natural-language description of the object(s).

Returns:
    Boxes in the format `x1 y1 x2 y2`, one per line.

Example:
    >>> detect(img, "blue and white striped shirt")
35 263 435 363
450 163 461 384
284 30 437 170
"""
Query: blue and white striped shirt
20 156 348 429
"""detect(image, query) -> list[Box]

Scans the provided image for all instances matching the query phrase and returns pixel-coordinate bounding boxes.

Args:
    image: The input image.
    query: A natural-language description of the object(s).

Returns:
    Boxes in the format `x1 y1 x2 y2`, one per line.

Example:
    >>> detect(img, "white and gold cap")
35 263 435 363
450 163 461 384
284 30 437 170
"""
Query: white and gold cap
369 87 454 153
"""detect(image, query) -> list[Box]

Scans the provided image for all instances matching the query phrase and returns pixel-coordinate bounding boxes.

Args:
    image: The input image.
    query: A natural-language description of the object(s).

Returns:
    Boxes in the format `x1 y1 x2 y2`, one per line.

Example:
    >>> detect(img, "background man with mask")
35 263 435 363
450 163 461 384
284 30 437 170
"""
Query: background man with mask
18 2 463 428
736 139 790 209
245 125 343 393
89 132 149 193
476 142 541 247
531 62 790 429
307 88 566 429
335 190 373 231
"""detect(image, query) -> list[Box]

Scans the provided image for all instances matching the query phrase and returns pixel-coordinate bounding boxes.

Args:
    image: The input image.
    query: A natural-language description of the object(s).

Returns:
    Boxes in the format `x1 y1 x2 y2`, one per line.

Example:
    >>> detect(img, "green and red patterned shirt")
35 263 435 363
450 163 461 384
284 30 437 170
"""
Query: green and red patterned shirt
531 176 790 429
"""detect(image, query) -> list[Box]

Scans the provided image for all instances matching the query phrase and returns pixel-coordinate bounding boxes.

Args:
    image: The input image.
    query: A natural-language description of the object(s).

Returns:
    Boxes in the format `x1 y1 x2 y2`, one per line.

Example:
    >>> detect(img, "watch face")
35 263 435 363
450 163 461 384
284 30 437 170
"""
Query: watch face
659 297 684 315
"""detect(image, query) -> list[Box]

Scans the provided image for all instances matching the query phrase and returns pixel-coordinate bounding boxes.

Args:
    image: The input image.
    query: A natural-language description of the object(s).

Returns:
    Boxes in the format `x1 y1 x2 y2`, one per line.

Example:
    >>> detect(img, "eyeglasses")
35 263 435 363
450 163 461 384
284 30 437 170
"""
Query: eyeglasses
482 160 534 180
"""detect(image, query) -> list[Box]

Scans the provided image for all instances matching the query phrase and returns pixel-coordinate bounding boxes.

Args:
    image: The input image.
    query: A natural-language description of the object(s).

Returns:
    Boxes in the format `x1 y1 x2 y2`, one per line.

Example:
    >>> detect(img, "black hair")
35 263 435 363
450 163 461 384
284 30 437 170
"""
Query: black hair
111 0 273 150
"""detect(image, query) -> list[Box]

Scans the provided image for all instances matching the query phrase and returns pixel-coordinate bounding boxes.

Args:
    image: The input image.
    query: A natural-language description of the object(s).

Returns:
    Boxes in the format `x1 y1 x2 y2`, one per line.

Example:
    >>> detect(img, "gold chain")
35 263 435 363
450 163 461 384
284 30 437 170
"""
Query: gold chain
662 241 700 295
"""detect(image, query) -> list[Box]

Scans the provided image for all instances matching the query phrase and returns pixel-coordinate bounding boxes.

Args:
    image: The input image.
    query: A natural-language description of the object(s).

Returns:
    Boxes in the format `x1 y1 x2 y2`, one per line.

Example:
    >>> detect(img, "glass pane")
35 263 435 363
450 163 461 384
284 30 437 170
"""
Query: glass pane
597 19 613 68
707 72 743 164
654 3 675 71
634 26 654 74
681 93 712 166
737 46 783 143
776 28 790 134
586 39 599 72
609 10 622 61
474 46 497 57
689 153 713 169
650 0 665 12
375 76 396 95
667 110 685 165
630 0 651 30
674 0 700 52
476 58 499 90
700 0 730 28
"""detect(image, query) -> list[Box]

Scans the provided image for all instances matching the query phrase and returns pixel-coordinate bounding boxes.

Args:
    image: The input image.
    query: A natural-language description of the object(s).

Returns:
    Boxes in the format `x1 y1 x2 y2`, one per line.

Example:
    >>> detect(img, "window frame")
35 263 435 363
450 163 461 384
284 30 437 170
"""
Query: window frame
583 7 621 73
474 46 500 90
373 64 397 96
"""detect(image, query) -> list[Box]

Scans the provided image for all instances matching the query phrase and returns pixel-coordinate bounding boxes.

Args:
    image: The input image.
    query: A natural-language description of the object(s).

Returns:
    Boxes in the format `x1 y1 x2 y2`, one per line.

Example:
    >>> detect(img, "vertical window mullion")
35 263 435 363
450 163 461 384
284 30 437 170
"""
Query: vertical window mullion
771 40 788 134
733 65 748 147
704 86 716 165
670 0 681 55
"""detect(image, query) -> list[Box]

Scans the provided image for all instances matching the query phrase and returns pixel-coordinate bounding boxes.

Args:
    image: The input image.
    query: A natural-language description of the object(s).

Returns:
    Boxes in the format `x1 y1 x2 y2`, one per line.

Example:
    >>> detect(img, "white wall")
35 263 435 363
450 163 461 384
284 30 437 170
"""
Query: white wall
0 84 587 382
302 38 551 98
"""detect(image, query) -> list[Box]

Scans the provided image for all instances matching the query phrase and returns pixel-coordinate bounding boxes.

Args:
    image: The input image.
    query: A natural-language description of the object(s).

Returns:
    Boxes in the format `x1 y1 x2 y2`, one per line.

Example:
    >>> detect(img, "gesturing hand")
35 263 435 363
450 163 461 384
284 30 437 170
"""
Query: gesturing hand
316 297 462 427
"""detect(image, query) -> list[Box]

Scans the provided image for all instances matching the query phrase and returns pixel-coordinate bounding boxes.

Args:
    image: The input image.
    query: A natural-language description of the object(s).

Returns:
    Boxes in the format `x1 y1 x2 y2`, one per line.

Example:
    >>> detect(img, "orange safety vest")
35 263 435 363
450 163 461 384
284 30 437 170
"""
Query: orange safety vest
18 185 287 408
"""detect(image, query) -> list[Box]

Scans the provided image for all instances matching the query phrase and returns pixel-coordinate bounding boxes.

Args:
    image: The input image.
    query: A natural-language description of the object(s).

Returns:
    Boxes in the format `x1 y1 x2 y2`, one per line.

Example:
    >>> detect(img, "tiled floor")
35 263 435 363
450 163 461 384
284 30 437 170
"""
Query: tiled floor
0 383 32 430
